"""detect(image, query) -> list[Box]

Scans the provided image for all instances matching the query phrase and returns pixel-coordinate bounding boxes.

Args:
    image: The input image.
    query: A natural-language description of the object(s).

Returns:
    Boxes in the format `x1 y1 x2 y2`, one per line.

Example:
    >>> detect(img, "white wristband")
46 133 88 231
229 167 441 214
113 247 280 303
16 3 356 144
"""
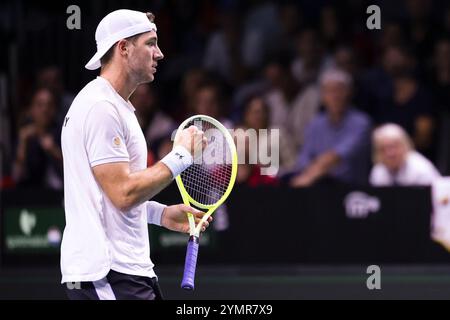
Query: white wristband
160 145 193 178
146 201 166 226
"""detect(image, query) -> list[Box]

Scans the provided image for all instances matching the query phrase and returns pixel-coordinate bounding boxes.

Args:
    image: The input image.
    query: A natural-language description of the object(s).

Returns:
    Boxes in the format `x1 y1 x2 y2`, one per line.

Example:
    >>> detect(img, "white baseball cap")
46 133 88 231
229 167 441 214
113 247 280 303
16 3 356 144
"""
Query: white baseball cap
85 9 157 70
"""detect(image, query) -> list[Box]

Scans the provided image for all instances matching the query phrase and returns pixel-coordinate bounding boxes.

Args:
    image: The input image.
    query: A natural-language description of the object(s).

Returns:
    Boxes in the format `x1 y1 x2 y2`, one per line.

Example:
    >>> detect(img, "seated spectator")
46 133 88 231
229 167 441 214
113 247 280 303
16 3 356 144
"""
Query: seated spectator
370 123 441 186
13 88 63 189
290 69 371 187
235 95 281 186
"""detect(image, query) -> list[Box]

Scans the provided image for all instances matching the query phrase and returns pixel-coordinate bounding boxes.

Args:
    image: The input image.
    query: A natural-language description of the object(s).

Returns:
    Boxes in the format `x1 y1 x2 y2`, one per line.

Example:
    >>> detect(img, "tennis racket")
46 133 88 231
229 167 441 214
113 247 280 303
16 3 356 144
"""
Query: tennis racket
174 115 238 291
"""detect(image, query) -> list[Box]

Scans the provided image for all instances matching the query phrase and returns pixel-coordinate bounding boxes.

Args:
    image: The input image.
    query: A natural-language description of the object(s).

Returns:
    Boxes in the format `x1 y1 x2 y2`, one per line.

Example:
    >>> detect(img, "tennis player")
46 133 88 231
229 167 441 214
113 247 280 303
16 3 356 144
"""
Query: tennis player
60 9 210 300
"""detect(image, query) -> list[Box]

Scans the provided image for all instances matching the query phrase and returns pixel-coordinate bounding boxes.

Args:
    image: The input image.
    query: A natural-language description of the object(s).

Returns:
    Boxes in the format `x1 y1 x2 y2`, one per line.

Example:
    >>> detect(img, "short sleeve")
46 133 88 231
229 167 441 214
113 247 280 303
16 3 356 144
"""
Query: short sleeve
84 101 129 167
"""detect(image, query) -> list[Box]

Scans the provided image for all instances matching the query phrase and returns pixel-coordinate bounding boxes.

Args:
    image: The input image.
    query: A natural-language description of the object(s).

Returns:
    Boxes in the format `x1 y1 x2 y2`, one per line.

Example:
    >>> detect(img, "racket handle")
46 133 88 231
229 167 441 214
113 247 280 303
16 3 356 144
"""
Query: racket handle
181 235 199 290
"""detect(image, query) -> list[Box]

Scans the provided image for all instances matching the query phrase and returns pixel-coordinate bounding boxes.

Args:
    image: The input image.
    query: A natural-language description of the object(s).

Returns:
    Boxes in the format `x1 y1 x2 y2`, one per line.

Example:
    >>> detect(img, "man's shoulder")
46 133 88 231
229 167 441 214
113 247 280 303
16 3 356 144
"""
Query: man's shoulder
408 152 438 173
68 78 116 115
404 151 441 184
73 78 113 103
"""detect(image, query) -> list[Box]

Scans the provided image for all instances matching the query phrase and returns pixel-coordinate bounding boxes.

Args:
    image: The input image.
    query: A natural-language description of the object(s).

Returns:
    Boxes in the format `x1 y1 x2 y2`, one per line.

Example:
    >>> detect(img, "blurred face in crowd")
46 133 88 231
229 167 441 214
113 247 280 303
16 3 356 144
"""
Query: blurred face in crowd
321 80 351 118
29 88 56 128
126 30 164 83
130 84 156 116
244 97 269 131
194 86 220 119
375 135 409 172
382 46 412 76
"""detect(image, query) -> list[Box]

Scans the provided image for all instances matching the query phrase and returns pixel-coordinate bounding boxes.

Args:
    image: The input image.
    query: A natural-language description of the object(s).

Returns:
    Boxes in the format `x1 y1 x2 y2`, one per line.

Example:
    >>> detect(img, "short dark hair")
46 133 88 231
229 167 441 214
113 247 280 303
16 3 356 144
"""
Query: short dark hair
100 12 155 67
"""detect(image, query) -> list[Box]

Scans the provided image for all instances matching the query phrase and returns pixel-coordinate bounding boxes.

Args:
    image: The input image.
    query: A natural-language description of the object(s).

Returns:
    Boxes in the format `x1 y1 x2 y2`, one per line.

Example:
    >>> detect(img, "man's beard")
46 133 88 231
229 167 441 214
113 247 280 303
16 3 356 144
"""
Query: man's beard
130 63 153 84
136 69 154 84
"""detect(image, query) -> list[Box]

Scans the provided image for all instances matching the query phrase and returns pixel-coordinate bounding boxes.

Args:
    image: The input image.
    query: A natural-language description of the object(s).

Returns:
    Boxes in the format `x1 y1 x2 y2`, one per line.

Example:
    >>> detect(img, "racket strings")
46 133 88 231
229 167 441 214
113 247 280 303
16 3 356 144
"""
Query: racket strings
180 118 233 205
182 165 232 202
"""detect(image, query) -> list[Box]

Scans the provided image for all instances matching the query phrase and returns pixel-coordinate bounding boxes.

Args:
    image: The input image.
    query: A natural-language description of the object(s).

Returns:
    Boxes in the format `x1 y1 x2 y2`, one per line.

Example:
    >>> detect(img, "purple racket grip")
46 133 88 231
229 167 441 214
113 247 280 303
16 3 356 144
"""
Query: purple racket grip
181 235 200 290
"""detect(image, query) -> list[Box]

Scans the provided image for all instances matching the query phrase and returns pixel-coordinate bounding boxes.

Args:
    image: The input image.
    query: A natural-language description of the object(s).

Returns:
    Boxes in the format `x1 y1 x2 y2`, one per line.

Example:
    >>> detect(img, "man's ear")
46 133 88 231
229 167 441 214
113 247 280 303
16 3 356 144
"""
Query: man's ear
117 39 129 57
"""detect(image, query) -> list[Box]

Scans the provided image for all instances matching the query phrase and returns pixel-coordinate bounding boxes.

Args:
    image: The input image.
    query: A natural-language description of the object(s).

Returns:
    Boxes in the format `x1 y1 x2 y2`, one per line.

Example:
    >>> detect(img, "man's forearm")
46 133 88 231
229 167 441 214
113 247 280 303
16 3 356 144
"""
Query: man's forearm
302 151 340 182
93 130 199 211
121 161 174 211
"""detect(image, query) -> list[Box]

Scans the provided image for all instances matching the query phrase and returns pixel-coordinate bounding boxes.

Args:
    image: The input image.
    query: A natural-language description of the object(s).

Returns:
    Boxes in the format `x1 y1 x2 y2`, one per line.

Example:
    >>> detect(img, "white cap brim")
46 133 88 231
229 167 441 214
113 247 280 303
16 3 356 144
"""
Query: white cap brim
85 45 113 70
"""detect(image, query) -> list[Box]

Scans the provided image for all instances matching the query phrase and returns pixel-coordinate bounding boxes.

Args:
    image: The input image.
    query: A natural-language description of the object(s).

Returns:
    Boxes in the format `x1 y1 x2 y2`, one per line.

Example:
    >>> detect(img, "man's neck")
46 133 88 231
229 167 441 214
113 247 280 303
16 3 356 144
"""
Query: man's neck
100 65 138 101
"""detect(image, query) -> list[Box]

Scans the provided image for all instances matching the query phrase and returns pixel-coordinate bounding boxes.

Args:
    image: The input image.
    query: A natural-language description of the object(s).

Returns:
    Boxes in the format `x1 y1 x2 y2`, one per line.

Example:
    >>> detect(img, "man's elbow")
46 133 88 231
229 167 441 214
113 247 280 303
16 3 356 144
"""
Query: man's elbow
118 197 143 212
113 187 138 212
116 200 134 212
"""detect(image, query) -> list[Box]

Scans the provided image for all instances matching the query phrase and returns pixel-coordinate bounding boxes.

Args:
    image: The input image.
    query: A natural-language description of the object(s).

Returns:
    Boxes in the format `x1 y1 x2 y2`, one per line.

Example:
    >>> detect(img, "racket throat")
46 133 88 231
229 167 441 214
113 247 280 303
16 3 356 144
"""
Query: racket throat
189 235 200 244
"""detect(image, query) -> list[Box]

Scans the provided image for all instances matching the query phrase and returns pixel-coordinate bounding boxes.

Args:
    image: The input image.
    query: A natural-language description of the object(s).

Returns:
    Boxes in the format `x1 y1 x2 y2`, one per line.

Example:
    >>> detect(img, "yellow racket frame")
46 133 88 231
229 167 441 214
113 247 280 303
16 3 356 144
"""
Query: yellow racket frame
174 115 238 237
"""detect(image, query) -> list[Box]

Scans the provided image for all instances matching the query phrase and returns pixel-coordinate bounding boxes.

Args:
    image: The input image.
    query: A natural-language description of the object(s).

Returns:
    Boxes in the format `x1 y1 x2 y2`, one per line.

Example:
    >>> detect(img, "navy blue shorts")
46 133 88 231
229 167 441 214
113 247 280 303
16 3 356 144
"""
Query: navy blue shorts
63 269 163 300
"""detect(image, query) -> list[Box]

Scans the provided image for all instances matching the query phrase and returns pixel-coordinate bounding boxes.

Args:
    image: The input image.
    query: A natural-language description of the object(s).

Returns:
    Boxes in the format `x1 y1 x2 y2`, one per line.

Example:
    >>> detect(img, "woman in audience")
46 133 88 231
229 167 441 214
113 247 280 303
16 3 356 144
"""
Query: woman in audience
370 123 441 186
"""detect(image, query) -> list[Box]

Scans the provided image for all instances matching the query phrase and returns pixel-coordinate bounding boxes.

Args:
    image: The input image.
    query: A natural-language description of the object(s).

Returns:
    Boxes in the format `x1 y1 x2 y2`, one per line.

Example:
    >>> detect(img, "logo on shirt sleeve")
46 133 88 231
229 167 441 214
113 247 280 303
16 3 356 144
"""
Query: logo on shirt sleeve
112 136 122 148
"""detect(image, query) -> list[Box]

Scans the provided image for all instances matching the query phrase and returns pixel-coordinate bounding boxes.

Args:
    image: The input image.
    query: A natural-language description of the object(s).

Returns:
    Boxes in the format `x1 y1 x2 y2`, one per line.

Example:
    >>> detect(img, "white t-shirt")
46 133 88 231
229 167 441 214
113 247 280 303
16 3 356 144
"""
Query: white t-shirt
370 151 441 186
60 76 166 283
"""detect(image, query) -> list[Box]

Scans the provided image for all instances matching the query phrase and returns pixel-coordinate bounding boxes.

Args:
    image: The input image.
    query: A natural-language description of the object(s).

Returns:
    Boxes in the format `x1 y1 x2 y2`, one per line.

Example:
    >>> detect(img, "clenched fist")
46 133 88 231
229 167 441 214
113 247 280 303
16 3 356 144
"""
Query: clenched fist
174 125 207 159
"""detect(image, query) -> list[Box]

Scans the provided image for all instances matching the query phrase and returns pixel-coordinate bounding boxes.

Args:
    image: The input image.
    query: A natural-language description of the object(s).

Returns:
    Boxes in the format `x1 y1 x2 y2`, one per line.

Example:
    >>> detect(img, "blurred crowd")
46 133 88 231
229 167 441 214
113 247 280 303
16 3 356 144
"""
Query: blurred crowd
1 0 450 190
